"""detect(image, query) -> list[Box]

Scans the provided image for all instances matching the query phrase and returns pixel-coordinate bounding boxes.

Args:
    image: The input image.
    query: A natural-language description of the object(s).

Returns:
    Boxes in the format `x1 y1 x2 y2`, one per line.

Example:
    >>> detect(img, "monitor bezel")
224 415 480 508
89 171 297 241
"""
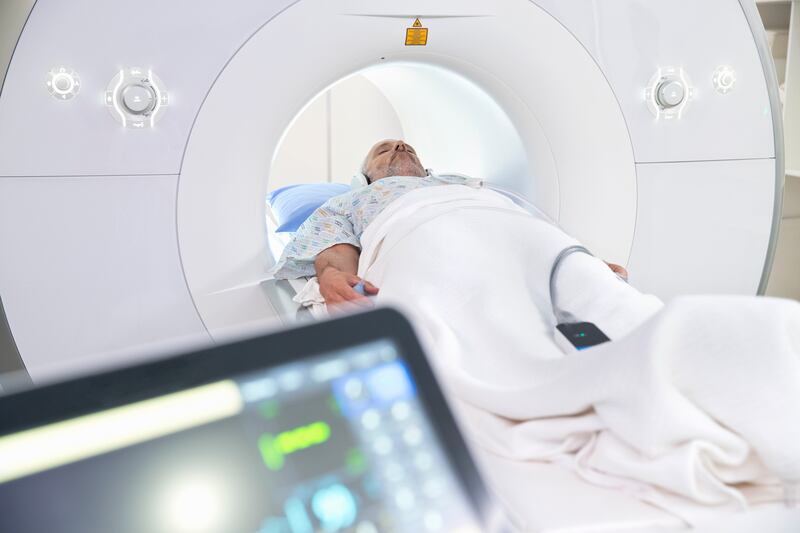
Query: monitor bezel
0 306 494 529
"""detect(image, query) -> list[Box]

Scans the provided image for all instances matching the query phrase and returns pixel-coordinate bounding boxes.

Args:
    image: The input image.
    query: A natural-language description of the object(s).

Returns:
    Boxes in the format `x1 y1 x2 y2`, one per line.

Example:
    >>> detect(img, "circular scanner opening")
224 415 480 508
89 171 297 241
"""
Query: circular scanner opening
265 62 534 260
177 29 636 338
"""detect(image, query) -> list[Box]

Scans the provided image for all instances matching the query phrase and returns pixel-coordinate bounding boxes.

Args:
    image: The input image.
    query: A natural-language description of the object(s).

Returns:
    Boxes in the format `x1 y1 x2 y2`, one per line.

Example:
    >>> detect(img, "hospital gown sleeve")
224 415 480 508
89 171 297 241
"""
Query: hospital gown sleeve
271 194 361 279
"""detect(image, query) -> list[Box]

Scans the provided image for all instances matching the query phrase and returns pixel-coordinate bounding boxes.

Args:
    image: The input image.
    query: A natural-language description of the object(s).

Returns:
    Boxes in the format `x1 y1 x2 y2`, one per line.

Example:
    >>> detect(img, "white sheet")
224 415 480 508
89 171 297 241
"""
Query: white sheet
351 185 800 527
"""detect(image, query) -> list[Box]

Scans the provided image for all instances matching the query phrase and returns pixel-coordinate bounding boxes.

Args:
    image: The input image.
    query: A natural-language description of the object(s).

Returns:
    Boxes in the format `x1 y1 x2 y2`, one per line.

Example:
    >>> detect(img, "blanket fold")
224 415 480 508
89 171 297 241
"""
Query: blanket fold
353 185 800 524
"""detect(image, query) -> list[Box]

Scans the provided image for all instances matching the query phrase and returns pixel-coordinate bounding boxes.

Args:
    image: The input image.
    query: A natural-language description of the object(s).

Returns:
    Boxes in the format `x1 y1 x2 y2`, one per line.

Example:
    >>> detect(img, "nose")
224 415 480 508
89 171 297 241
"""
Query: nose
394 141 408 152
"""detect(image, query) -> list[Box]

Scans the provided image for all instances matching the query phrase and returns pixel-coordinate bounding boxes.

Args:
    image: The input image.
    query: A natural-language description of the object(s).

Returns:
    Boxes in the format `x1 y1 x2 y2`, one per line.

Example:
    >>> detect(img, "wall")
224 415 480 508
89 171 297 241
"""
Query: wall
267 74 404 191
760 0 800 300
0 0 36 376
0 0 35 97
766 176 800 299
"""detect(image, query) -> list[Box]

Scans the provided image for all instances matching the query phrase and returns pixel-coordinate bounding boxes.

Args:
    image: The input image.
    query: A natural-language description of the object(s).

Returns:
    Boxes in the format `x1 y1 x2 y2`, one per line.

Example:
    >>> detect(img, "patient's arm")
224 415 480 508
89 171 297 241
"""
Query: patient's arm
315 244 379 306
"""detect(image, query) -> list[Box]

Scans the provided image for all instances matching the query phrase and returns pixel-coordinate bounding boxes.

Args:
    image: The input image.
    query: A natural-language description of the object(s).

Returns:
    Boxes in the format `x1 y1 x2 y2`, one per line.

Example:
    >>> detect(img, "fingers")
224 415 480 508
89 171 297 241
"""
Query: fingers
341 287 372 306
320 273 379 308
346 276 379 296
605 262 629 281
323 285 373 307
328 298 375 315
328 293 374 309
363 281 380 295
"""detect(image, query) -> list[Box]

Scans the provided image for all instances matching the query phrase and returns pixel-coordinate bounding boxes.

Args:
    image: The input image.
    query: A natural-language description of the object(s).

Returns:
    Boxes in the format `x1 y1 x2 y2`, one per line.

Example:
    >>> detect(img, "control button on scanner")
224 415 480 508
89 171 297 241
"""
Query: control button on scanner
121 84 155 115
46 67 81 100
656 80 685 109
645 67 692 118
105 67 168 128
712 65 737 94
53 75 72 92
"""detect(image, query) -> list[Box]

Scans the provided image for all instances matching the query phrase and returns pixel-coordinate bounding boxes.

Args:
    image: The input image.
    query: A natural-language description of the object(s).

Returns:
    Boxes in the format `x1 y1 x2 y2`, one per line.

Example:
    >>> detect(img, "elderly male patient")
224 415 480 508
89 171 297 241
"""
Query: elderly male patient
272 140 800 518
272 139 626 302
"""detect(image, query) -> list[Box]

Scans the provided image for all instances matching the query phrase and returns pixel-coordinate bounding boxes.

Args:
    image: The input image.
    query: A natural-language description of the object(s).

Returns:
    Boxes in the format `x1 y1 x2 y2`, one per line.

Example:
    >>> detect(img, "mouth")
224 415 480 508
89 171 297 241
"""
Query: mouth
390 151 414 162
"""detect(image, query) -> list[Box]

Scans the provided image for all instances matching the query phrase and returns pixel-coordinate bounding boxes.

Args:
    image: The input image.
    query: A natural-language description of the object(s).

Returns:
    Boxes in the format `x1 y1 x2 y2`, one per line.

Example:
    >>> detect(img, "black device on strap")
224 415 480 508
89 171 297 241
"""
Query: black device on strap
554 322 610 351
549 245 611 352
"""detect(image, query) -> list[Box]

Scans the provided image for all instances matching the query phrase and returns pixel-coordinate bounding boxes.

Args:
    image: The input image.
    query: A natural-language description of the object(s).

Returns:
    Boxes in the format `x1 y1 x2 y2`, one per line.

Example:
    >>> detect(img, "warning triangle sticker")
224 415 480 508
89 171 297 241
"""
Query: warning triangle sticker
412 18 422 27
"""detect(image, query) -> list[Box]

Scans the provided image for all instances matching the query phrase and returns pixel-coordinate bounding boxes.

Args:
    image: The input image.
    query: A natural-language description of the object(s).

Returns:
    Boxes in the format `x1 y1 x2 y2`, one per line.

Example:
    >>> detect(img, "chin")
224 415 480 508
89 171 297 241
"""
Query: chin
387 165 425 177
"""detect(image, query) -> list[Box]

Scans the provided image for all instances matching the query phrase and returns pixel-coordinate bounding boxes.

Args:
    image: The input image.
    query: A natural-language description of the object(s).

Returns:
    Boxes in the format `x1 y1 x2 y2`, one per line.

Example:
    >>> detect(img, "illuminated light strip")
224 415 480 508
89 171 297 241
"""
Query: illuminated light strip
148 68 161 128
676 67 690 120
111 69 127 128
648 67 663 123
0 380 243 484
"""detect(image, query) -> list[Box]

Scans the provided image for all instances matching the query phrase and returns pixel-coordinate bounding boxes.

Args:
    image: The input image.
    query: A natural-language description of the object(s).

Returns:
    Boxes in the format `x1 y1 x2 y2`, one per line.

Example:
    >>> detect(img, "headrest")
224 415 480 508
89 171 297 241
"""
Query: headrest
351 172 370 190
267 183 350 232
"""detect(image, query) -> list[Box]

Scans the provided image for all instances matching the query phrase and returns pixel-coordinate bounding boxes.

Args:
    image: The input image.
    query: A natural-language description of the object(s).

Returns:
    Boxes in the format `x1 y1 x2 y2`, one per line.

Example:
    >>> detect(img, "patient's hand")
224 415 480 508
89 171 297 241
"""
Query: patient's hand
318 267 379 307
605 262 629 281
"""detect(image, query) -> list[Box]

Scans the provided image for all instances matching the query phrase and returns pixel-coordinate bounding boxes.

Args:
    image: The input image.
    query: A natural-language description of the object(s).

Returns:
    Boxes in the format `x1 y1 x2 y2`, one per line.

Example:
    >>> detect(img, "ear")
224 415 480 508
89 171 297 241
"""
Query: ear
350 172 370 189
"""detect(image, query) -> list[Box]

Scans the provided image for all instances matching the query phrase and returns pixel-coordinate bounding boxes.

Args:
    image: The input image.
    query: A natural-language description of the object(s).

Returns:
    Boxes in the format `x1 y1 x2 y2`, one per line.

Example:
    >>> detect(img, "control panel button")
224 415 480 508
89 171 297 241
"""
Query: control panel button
656 80 685 108
106 67 168 128
122 84 155 114
53 75 72 92
712 65 736 94
645 67 693 120
46 67 81 100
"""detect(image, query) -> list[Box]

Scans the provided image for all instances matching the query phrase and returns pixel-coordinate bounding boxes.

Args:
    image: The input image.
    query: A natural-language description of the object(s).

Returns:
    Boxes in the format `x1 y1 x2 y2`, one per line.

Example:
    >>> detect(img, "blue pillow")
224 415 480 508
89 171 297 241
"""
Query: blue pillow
267 183 350 232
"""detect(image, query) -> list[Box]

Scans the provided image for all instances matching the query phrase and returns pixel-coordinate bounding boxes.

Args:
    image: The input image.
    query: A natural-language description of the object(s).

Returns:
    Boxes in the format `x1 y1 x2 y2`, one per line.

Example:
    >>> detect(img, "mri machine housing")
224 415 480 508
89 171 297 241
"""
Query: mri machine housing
0 0 783 382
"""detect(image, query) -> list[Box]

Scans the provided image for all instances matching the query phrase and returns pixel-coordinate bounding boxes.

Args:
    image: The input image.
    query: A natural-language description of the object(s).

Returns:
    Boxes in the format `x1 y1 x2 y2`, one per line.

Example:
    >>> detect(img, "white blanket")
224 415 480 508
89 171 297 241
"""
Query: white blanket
350 185 800 526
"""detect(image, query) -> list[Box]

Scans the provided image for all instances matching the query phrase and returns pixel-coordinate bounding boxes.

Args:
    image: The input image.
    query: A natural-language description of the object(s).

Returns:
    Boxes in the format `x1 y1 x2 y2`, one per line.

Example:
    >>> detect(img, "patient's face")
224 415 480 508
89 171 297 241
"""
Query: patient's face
363 139 427 182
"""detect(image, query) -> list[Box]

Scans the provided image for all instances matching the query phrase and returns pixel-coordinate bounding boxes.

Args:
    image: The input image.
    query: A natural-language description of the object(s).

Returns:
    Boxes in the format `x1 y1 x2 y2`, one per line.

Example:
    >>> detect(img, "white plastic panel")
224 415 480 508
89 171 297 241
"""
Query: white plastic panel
627 159 775 300
0 0 780 375
0 0 294 176
268 74 406 189
268 92 330 190
362 63 529 186
0 176 208 379
533 0 775 163
329 75 405 181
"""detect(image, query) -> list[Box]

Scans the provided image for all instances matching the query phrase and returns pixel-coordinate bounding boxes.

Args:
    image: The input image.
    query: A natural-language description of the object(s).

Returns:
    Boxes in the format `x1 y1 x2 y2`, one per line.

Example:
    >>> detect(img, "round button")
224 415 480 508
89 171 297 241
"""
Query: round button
52 74 73 93
106 68 169 127
712 65 736 94
656 80 686 108
47 67 80 100
121 84 155 114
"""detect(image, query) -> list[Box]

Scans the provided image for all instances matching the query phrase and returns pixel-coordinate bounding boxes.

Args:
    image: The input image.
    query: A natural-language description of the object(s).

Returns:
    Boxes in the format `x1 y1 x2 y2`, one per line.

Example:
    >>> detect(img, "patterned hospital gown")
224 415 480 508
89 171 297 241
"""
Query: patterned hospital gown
272 174 481 279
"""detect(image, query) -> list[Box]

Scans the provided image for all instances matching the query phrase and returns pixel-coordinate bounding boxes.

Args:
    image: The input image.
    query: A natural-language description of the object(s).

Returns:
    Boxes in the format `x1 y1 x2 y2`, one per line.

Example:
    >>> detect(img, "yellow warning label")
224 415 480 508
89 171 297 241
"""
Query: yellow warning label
405 18 428 46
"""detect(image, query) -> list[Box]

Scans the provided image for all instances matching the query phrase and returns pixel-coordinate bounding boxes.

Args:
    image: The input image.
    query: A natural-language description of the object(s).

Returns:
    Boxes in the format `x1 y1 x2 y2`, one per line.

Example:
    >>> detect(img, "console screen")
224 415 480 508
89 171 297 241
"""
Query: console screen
0 340 480 533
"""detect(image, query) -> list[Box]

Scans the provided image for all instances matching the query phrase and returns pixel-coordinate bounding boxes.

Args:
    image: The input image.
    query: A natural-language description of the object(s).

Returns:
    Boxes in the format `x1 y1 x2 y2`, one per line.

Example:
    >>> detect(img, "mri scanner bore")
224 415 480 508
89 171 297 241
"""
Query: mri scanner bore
1 0 800 532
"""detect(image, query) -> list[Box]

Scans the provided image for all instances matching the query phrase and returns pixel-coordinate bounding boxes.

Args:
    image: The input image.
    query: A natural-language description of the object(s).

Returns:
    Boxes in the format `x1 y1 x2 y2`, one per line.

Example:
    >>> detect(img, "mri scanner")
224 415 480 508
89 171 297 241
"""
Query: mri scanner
1 1 799 532
0 0 784 384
